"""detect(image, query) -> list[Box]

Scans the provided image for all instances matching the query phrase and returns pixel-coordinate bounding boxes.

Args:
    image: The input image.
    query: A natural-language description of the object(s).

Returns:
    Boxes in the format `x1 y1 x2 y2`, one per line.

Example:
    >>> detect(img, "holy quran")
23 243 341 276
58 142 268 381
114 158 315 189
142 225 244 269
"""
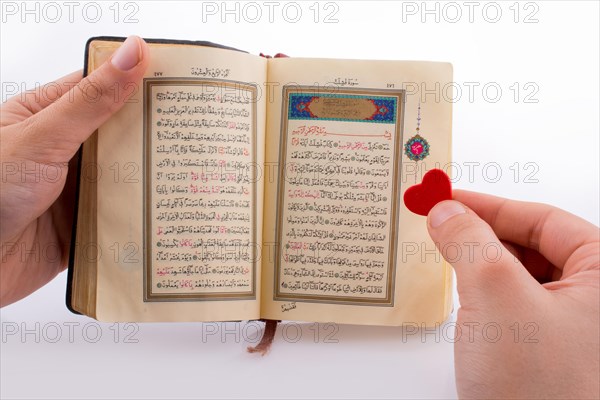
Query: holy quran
68 37 454 326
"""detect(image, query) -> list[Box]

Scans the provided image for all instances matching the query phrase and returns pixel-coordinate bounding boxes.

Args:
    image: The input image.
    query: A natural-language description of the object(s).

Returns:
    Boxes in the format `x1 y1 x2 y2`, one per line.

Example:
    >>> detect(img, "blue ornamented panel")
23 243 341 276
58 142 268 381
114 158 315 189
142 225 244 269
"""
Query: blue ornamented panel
288 93 397 123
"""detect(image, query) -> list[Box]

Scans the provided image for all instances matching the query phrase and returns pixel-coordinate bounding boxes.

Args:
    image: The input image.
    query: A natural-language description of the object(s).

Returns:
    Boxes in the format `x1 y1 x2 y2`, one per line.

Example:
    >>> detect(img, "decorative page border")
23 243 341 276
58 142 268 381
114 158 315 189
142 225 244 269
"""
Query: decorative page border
288 93 398 123
274 86 406 306
143 78 257 302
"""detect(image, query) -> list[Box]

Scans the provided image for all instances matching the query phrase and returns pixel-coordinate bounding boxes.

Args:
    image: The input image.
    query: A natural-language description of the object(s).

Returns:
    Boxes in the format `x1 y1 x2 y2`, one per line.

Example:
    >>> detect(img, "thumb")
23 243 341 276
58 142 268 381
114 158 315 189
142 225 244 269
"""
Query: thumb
427 200 541 305
18 35 149 162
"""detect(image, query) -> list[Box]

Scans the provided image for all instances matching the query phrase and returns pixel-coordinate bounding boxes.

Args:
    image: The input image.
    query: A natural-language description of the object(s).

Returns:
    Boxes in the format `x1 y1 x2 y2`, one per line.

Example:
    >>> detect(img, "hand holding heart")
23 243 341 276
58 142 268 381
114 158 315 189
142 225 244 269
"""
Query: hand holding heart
407 172 599 399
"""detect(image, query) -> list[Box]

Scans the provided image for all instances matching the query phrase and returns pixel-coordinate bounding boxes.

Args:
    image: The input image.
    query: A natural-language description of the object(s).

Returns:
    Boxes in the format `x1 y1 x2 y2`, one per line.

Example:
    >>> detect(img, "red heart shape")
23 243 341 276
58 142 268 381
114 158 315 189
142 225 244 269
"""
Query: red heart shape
403 169 452 216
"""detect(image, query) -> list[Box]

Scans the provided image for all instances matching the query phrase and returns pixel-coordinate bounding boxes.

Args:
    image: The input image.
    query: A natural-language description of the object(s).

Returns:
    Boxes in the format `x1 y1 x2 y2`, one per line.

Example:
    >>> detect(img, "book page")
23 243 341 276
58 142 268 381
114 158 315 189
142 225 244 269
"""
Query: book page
260 58 453 326
89 40 266 321
144 79 258 302
274 87 404 306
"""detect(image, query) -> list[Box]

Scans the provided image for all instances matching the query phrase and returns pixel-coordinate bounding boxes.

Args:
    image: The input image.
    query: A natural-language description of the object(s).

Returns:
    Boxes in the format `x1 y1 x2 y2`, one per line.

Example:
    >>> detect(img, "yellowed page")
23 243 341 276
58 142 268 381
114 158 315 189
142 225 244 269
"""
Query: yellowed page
260 58 453 326
90 40 267 321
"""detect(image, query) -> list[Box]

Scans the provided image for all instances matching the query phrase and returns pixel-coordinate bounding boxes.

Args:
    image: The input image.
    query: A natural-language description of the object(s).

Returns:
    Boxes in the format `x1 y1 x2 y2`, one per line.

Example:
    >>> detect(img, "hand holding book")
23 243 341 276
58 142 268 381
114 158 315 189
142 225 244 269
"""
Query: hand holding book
0 36 150 307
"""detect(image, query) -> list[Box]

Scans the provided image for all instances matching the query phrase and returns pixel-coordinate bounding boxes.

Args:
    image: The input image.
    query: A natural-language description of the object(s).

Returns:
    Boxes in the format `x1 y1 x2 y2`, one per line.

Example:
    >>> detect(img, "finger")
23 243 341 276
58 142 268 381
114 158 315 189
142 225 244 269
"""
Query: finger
500 240 559 283
15 36 149 162
453 190 599 276
1 70 83 122
427 200 544 305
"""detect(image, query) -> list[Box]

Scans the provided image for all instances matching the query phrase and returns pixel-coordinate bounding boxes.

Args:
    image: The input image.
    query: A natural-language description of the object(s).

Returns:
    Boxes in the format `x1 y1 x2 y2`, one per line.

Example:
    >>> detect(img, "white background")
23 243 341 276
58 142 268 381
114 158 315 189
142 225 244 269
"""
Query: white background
1 1 598 399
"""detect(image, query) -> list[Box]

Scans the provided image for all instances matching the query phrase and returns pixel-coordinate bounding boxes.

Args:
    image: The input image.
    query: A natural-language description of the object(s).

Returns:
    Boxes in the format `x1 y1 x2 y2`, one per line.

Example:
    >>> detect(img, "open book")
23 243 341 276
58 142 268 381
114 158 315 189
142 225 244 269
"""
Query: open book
68 37 453 326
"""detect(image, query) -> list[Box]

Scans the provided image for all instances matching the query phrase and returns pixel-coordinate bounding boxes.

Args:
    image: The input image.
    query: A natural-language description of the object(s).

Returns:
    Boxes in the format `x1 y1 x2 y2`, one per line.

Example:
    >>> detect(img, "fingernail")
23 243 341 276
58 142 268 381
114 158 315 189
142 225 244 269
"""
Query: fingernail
111 36 141 71
429 201 466 228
